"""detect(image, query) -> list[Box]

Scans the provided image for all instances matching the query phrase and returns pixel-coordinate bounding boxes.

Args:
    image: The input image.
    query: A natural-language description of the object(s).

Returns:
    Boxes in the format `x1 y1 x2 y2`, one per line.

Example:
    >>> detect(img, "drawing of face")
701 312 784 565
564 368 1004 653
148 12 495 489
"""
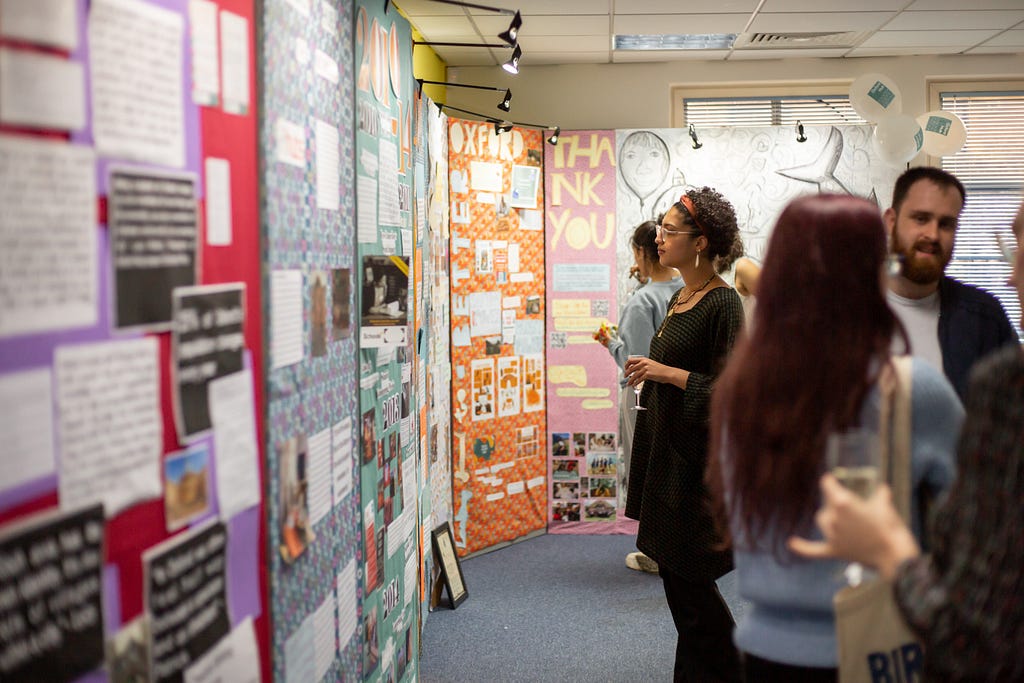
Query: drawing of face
620 131 670 201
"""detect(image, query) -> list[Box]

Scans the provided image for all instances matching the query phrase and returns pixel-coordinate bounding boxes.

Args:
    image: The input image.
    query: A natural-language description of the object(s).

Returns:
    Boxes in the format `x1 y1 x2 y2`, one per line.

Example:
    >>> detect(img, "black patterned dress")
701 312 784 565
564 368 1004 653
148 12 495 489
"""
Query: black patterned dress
625 286 743 581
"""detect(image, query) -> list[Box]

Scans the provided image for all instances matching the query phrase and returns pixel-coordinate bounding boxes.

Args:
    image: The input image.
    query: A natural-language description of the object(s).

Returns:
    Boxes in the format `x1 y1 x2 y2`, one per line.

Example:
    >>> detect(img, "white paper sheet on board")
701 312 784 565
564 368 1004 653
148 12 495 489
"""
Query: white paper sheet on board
509 164 540 209
184 617 260 683
470 160 503 193
314 49 338 85
89 0 184 167
336 558 358 651
55 337 163 516
0 48 85 130
208 369 261 519
219 10 249 115
0 136 96 338
188 0 219 105
0 368 57 492
204 157 232 245
0 0 78 49
331 417 353 502
378 138 401 226
306 427 332 526
312 595 336 682
270 270 304 369
357 174 378 243
315 119 340 211
284 614 314 683
469 291 502 337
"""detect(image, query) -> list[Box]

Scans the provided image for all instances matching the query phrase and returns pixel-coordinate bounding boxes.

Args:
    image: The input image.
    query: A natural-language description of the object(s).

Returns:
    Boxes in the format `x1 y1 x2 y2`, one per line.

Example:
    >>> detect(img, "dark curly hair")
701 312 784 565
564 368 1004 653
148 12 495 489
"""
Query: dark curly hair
630 219 660 265
679 186 743 273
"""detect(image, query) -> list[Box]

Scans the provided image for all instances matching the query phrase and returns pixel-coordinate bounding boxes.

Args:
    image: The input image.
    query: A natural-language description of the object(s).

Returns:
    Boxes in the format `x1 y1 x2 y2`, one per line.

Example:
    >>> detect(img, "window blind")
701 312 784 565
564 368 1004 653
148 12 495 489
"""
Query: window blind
684 95 867 127
939 90 1024 339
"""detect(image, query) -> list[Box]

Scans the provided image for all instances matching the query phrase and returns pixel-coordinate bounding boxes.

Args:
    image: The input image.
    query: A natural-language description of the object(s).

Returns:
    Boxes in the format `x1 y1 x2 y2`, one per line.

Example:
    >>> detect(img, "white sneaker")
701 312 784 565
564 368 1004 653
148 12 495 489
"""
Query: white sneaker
625 552 659 574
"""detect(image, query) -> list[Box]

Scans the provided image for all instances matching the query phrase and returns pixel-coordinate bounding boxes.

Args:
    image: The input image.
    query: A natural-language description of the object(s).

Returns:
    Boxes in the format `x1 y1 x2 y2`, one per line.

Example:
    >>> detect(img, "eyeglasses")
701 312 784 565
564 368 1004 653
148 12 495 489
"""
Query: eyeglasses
656 225 702 239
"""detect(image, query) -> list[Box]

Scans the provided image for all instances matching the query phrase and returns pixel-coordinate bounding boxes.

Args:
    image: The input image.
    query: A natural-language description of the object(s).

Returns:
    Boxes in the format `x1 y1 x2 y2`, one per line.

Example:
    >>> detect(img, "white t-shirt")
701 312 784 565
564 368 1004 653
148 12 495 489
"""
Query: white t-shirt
888 289 944 372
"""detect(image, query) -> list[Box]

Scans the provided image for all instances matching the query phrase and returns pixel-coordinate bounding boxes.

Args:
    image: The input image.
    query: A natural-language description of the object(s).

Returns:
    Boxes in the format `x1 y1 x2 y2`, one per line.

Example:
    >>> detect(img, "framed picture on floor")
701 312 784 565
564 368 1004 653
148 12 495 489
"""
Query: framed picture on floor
431 521 468 609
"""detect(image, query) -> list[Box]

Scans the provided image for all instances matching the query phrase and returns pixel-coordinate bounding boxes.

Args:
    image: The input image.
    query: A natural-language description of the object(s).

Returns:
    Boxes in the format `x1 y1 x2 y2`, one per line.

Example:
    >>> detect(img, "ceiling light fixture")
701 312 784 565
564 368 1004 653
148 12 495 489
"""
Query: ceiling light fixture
508 119 560 146
417 79 512 112
613 33 737 51
502 44 522 74
795 120 807 143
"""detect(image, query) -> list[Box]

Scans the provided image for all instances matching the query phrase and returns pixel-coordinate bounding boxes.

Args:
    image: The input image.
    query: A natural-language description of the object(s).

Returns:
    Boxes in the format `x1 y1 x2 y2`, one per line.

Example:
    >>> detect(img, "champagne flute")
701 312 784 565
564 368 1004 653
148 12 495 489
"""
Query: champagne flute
627 354 646 411
826 428 880 585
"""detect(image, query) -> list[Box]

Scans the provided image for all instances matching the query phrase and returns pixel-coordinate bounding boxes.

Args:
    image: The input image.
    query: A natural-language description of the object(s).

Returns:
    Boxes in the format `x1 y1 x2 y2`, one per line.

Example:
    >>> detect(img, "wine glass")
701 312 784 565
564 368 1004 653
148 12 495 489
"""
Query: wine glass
627 354 646 411
826 428 880 585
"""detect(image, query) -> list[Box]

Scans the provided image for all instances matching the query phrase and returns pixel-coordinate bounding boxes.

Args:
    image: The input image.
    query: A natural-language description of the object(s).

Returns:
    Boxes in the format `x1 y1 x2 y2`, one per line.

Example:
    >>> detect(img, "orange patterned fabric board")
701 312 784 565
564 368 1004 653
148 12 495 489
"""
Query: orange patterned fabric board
448 120 547 556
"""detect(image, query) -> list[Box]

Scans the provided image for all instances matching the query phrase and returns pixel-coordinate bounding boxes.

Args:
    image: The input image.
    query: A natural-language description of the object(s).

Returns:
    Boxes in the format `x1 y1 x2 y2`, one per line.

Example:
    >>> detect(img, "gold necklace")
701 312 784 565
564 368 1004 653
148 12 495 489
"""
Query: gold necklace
657 273 716 337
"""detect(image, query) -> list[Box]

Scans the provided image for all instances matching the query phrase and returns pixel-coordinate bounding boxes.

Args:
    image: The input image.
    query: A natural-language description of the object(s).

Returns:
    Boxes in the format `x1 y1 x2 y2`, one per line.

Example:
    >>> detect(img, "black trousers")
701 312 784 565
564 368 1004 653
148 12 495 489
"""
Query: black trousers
742 653 837 683
660 568 741 683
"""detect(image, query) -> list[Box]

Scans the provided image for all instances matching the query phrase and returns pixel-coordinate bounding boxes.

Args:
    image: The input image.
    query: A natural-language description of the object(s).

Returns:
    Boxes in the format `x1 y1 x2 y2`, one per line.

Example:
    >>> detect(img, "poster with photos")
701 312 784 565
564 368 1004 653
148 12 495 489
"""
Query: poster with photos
522 354 544 413
471 358 495 422
360 254 410 348
497 355 521 417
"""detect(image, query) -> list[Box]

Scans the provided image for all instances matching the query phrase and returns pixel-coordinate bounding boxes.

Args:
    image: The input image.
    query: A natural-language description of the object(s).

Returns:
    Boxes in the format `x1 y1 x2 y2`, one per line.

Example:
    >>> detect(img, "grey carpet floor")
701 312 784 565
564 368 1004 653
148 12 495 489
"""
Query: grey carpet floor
420 533 745 683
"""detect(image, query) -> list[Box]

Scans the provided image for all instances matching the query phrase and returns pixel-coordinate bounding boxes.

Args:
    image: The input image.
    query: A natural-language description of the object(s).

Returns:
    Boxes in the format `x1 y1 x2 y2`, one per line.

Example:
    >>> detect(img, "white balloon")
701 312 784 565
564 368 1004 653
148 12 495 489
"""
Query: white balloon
916 110 967 156
849 73 903 123
874 114 923 166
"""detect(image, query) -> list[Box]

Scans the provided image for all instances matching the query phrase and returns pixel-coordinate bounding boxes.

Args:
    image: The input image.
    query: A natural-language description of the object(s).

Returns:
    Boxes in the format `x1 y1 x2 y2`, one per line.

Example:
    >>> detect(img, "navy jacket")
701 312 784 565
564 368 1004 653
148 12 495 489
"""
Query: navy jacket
938 276 1019 400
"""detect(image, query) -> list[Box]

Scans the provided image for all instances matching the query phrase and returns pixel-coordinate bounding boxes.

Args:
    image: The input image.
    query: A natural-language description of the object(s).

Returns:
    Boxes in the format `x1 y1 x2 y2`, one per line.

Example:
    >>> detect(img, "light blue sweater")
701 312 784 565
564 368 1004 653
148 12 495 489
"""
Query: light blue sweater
606 277 681 386
727 358 963 668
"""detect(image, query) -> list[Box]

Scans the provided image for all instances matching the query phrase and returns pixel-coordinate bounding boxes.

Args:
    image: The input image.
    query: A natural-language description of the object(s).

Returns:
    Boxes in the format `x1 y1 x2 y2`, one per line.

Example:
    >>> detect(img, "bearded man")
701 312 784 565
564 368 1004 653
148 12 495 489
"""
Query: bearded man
885 167 1018 400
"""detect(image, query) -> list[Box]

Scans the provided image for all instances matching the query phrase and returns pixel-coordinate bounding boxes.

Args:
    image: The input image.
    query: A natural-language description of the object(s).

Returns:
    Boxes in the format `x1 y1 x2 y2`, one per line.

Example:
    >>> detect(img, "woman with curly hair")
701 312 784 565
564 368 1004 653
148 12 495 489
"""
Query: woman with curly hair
623 187 745 682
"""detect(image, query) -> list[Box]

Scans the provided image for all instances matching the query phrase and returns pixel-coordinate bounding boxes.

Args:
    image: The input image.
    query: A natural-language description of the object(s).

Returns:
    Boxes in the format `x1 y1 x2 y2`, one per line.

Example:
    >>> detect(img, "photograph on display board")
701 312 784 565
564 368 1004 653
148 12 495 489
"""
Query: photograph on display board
552 501 580 522
551 432 571 457
163 443 211 531
310 270 328 358
572 433 586 456
106 616 149 683
553 481 579 500
586 452 617 477
361 408 375 464
470 358 495 421
497 355 521 417
587 432 616 453
552 459 579 480
580 476 590 493
584 499 616 521
278 435 312 563
475 240 493 274
588 477 617 499
362 604 379 676
360 255 410 348
365 515 379 593
515 426 538 458
331 267 351 339
522 354 544 412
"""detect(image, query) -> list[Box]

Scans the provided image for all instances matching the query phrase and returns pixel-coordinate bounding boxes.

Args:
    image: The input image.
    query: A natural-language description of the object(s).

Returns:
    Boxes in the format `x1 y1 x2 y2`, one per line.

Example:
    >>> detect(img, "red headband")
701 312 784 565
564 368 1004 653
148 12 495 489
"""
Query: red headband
679 195 707 235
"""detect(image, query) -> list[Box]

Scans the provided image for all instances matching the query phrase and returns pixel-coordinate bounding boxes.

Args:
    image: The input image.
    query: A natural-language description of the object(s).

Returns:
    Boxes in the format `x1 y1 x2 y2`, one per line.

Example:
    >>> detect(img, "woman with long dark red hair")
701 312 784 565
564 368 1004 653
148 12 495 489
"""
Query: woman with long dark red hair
708 194 963 682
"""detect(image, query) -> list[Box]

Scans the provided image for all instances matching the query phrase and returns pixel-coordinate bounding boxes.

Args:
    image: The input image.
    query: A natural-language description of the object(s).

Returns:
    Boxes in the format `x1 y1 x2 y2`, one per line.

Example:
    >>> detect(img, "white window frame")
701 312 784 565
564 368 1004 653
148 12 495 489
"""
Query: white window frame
671 81 859 128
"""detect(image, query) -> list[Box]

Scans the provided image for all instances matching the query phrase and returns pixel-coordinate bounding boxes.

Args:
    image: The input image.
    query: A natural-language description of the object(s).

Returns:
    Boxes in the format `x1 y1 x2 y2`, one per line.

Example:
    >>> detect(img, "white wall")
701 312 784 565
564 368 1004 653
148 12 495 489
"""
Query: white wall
448 53 1024 130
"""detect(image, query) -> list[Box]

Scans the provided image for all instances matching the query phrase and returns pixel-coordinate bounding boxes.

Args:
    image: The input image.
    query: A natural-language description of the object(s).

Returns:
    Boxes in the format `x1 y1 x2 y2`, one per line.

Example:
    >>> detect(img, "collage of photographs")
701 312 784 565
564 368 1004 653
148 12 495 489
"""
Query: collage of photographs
550 431 618 522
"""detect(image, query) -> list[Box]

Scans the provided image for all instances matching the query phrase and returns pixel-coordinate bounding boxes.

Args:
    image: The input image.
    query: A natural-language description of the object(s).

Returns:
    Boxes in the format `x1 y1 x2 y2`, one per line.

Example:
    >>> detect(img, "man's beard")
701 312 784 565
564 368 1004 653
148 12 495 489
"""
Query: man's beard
892 228 950 285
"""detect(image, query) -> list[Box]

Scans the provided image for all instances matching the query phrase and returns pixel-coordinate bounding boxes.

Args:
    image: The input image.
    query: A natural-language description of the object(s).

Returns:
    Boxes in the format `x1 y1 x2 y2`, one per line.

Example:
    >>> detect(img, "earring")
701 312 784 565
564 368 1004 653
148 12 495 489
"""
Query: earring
695 250 701 269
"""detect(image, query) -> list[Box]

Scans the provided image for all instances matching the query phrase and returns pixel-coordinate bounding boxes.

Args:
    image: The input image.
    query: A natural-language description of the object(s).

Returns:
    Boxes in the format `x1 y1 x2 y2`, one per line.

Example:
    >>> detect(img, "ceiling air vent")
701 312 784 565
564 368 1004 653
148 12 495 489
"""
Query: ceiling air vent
732 31 869 49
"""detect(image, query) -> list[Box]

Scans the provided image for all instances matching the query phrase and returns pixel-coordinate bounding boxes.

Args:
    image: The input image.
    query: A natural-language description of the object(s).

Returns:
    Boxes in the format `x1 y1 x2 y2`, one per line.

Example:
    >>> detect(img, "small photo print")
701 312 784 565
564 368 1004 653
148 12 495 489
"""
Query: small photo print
584 498 616 521
363 605 380 675
587 432 616 453
279 434 312 563
362 255 409 326
553 481 579 500
106 616 149 683
586 452 616 476
580 476 589 493
552 501 580 522
163 444 211 531
331 267 351 339
572 433 587 457
361 408 376 464
552 458 579 480
525 295 541 315
588 477 617 499
310 269 328 357
551 432 571 457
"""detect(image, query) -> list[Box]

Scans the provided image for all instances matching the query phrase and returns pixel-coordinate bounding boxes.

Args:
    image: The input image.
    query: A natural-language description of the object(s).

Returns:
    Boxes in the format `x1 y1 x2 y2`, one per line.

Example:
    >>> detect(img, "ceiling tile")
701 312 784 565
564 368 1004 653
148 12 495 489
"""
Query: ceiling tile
518 35 610 51
406 16 481 39
907 0 1024 9
615 0 758 12
428 45 503 66
859 29 999 47
612 14 750 35
846 46 967 56
748 12 895 32
473 14 609 36
885 10 1024 31
519 51 610 64
975 28 1024 46
759 0 906 10
727 47 853 59
490 0 609 15
393 0 466 16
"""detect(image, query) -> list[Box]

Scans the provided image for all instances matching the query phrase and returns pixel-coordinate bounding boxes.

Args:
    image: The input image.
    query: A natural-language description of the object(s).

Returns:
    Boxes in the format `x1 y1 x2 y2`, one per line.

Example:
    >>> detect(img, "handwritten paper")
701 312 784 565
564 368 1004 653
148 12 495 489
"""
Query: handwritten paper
208 369 261 519
312 595 335 682
315 119 340 211
332 417 353 502
378 138 401 226
307 427 332 526
336 558 357 651
270 270 303 369
204 157 232 245
0 136 96 338
0 368 56 493
89 0 184 167
0 48 85 130
188 0 219 105
55 337 162 516
357 174 378 243
219 10 249 115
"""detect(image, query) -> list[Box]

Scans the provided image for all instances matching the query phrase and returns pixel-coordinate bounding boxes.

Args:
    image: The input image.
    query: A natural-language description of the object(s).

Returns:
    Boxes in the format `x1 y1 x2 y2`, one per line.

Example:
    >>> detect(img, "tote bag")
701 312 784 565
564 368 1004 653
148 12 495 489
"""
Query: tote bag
833 356 924 683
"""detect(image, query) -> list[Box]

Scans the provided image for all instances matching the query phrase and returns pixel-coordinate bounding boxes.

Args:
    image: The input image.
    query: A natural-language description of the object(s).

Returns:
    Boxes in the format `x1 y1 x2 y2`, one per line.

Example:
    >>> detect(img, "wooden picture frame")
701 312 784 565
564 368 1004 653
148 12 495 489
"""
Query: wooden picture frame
431 522 468 609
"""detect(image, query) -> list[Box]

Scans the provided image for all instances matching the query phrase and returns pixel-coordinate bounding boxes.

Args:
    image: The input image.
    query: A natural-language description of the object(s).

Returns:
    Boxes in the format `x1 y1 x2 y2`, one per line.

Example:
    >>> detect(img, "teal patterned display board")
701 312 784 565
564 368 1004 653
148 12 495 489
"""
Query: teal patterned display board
259 0 362 679
354 2 420 681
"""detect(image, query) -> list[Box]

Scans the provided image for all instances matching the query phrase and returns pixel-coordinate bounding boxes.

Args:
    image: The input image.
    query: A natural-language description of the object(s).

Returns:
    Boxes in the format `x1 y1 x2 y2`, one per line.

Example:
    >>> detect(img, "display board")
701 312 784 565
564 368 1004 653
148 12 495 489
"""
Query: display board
0 0 268 679
543 130 632 530
353 2 420 681
448 120 548 556
258 0 361 679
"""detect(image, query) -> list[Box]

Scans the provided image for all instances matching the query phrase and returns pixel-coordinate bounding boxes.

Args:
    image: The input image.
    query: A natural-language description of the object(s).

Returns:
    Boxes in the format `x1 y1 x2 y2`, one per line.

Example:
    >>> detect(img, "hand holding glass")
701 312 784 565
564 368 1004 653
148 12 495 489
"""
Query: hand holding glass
627 355 646 411
826 429 880 584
